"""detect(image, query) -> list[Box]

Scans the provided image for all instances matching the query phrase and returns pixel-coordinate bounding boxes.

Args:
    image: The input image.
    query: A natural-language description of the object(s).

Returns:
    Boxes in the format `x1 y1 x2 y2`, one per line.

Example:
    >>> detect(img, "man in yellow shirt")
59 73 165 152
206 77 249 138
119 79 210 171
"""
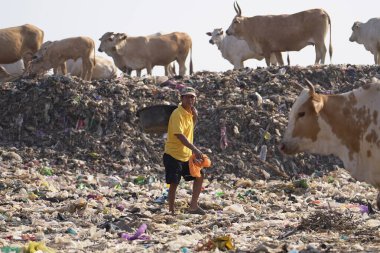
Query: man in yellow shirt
163 86 205 215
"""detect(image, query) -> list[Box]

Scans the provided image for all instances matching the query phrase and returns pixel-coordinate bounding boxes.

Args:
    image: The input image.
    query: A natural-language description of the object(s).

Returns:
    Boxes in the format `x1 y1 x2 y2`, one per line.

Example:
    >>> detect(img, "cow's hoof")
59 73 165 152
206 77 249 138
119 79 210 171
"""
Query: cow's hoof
377 192 380 210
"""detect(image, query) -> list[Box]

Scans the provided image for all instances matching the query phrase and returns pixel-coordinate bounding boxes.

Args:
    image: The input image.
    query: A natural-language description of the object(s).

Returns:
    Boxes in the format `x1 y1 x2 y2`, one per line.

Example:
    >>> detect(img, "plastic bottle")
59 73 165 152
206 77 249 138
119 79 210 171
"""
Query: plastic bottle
212 225 218 234
259 145 267 161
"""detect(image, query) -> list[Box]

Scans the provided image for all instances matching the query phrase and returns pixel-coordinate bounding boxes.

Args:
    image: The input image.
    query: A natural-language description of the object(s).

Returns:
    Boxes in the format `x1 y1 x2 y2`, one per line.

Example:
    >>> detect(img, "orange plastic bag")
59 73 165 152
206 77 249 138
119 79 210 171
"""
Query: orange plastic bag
189 154 211 177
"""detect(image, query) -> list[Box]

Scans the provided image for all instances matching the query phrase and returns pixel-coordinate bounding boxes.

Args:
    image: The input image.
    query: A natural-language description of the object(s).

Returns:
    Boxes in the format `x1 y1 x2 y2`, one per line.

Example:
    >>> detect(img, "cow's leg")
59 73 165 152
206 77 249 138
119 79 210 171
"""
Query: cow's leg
82 58 93 81
60 63 67 75
146 64 153 76
274 52 284 66
374 52 379 65
170 63 176 76
263 50 273 67
87 60 94 81
315 42 327 64
136 69 142 77
176 57 187 76
22 52 34 70
165 63 176 77
377 192 380 210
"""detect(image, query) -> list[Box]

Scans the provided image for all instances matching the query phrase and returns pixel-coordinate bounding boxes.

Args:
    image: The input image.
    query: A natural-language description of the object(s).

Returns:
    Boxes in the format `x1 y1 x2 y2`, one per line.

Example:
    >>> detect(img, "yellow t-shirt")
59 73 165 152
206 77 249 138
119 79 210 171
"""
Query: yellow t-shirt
164 104 194 162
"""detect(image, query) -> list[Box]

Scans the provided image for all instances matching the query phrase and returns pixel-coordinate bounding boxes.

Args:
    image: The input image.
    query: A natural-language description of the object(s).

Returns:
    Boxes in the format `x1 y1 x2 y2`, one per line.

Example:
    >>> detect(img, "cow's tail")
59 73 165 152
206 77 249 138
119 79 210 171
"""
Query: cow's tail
93 44 96 66
189 45 193 75
326 11 333 63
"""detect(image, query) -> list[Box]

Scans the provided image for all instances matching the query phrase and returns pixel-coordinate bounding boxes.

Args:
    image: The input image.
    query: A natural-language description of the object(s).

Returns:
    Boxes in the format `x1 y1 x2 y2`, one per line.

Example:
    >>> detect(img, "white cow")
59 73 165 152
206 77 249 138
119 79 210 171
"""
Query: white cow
280 79 380 208
0 60 24 81
1 60 24 76
62 56 118 80
206 28 279 68
349 18 380 64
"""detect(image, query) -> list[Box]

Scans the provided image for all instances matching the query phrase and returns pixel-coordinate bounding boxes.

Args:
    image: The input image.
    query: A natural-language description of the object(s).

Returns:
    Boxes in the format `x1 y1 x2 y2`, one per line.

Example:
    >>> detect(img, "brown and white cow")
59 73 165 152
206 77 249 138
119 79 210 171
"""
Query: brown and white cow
349 18 380 64
280 79 380 208
98 32 192 77
0 24 44 70
29 36 96 81
226 2 332 66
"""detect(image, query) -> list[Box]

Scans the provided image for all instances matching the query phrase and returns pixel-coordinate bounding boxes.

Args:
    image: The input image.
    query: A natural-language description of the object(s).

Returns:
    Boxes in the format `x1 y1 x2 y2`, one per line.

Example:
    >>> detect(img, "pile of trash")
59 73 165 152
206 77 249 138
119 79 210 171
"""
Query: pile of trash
1 64 380 252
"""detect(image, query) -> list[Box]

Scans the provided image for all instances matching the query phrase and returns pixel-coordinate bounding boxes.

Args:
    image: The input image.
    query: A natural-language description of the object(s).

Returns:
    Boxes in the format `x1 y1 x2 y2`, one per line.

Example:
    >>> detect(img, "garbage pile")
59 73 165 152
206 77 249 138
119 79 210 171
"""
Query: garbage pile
1 64 380 252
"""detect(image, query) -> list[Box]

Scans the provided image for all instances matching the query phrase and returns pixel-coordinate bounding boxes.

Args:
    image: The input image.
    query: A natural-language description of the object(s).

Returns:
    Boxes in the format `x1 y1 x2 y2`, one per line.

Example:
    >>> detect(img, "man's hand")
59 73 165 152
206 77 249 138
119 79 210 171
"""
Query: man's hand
193 147 203 160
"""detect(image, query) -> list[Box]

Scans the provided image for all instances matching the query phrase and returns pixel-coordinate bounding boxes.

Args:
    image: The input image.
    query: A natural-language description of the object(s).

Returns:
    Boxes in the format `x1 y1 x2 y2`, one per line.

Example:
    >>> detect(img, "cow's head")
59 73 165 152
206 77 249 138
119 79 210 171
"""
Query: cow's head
349 21 362 43
280 80 325 155
27 56 49 76
98 32 127 55
206 28 224 45
33 41 53 59
226 2 245 39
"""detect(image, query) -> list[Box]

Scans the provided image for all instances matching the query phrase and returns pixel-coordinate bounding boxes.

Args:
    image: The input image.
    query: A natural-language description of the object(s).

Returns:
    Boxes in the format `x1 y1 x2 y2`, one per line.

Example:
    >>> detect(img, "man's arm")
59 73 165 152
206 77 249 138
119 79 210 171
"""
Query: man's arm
175 134 202 159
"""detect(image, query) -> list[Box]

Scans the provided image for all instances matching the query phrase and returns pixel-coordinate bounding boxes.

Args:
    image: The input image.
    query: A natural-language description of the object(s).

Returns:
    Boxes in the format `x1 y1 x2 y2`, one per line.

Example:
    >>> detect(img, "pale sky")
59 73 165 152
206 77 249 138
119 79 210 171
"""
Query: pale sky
2 0 380 76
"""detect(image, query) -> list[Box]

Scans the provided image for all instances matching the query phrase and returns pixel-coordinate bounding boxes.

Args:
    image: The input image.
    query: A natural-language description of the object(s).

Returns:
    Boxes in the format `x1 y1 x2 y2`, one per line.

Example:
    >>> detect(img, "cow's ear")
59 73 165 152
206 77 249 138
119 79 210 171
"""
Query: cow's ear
311 95 324 114
206 32 211 36
219 30 224 35
120 34 127 40
352 22 360 30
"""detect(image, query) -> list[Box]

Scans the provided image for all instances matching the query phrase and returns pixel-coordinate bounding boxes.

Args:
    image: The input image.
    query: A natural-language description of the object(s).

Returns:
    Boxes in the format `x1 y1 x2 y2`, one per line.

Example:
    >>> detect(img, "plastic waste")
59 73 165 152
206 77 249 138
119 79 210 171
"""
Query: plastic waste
121 223 149 240
254 92 263 107
39 166 53 176
154 189 168 204
293 179 309 189
134 176 146 185
212 225 218 234
259 145 267 161
263 131 271 140
215 191 224 197
213 235 235 251
0 246 22 253
66 228 78 236
180 247 190 253
23 241 55 253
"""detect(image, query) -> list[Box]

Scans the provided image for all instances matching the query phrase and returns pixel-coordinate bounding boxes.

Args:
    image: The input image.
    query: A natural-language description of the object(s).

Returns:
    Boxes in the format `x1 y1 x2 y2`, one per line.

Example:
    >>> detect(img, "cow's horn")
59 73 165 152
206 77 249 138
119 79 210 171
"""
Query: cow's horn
293 82 305 91
235 1 242 16
234 2 239 15
305 79 316 95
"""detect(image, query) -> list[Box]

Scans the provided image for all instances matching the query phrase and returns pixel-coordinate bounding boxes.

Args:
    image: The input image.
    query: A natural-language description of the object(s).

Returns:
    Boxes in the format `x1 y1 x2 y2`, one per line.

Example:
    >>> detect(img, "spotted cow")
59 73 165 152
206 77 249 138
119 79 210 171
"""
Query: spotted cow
280 79 380 208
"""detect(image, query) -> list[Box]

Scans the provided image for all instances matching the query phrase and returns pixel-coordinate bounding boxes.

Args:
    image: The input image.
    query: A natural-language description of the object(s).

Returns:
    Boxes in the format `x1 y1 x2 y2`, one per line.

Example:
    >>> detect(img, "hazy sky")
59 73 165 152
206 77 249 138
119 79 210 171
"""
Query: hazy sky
2 0 380 76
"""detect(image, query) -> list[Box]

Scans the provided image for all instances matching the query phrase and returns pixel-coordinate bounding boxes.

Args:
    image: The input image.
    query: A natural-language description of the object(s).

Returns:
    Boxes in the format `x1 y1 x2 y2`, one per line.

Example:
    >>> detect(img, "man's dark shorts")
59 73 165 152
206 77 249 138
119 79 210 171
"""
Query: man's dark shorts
163 153 198 184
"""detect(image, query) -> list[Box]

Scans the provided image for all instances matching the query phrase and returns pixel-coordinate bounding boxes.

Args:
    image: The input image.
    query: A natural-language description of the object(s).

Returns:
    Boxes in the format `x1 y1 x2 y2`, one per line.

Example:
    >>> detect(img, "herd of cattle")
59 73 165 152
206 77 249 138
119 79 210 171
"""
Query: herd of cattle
2 2 380 207
1 3 380 81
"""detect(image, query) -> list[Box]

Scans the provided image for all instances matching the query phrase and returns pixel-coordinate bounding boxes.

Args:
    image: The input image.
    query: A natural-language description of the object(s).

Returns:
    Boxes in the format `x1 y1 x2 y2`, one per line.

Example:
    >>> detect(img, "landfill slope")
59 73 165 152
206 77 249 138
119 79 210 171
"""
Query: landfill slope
0 64 380 252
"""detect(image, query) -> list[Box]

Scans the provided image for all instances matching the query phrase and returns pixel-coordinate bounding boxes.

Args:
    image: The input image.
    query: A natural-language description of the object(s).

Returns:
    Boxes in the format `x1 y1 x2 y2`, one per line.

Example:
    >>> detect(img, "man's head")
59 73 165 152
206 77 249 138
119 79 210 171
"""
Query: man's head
180 86 197 97
180 86 197 109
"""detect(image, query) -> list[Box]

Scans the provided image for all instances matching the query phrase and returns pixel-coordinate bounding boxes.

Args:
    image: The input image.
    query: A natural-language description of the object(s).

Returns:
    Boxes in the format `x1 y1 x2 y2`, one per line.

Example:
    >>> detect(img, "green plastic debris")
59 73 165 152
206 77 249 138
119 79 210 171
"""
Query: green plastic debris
134 176 145 185
66 227 78 236
293 179 309 189
328 176 334 183
39 166 54 176
1 246 22 253
215 191 224 197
